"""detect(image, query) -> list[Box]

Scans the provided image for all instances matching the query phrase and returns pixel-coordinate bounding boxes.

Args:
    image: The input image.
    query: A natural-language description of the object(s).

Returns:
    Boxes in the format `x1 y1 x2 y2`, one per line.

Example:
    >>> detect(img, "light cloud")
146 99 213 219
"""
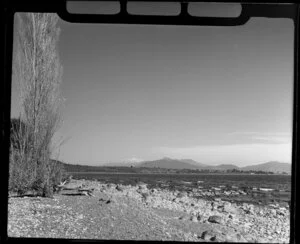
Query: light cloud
124 157 143 163
251 136 290 143
228 131 292 144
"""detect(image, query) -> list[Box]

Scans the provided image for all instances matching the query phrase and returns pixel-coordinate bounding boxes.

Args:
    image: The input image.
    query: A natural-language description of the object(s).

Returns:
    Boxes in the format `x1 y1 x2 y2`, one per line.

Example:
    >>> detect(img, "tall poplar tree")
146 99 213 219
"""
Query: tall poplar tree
10 13 64 196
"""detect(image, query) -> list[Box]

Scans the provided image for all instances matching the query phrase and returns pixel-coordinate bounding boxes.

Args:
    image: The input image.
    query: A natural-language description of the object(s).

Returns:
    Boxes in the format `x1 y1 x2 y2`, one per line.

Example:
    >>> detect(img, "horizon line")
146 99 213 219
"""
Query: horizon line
56 157 291 167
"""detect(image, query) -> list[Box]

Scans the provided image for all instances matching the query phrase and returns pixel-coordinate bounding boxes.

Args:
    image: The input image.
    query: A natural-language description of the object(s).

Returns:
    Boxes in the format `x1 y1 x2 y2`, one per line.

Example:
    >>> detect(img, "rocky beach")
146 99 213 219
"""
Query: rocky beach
8 179 290 242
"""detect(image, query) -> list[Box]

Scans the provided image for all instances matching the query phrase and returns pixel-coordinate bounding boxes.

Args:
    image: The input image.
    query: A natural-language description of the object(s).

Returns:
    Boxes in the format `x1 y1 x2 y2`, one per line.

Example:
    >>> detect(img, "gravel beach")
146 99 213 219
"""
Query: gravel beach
8 179 290 242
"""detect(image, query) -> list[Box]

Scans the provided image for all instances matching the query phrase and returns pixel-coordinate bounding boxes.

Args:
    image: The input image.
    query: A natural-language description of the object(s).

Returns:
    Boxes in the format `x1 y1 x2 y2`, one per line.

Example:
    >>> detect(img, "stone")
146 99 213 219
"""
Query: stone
228 214 234 219
279 207 286 211
200 230 216 241
178 215 189 221
141 192 150 199
138 184 147 190
116 185 125 191
226 233 248 242
269 203 279 209
177 192 186 198
277 210 286 216
256 237 270 243
243 222 253 228
223 202 239 214
208 215 223 224
196 214 202 222
190 216 198 222
106 199 113 204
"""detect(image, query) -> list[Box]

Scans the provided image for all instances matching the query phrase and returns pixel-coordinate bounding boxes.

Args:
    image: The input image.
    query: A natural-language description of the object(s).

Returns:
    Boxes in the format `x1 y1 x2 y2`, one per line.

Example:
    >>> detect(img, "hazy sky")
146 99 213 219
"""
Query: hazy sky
11 13 294 166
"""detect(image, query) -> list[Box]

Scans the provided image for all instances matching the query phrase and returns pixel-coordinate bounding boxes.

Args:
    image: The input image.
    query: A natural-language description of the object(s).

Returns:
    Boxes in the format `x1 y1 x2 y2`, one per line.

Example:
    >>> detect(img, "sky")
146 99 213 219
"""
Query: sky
11 10 294 166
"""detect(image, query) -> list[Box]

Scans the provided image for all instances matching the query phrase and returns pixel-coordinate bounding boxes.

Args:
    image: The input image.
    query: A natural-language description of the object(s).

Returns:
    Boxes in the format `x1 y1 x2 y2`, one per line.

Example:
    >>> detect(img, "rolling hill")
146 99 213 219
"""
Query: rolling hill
180 159 210 168
138 157 203 170
240 161 291 174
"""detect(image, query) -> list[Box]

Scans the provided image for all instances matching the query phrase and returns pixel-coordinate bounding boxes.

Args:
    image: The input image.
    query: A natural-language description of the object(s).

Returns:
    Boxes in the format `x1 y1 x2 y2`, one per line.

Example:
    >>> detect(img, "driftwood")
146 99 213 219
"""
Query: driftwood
78 188 95 196
56 181 95 196
62 192 93 196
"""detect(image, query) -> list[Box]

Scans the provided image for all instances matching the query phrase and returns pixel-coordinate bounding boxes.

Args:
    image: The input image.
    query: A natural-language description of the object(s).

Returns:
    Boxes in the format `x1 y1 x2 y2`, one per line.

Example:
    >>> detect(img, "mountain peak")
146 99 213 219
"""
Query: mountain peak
161 157 173 161
138 157 207 170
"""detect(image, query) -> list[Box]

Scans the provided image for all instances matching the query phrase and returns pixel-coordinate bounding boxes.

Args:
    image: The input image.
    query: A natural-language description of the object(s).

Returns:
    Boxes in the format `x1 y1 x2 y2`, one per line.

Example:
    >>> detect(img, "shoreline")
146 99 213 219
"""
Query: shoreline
8 179 290 242
71 174 291 208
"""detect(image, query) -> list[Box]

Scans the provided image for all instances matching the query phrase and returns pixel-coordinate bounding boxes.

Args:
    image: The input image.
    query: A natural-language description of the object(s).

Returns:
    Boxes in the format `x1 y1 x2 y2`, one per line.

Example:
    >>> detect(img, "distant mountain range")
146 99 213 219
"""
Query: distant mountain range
57 157 291 174
104 157 291 173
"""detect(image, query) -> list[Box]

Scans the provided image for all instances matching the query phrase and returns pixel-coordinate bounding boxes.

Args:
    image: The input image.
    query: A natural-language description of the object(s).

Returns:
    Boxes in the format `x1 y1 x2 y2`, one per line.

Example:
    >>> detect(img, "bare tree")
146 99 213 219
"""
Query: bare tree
10 13 64 197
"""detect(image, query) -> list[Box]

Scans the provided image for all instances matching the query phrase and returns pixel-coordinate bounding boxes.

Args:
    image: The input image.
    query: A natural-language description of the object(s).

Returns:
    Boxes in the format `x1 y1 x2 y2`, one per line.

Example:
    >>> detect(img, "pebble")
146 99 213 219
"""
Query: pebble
190 216 198 222
178 215 189 221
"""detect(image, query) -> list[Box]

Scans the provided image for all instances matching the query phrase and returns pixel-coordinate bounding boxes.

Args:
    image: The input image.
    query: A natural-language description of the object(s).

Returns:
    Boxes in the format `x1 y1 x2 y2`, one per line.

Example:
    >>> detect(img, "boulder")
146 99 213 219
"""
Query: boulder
106 183 115 189
116 185 125 191
277 207 287 216
99 196 113 204
200 230 216 241
138 184 148 190
256 237 270 243
210 235 226 242
200 230 227 242
223 202 239 214
225 233 248 242
141 192 150 201
177 192 187 198
208 215 224 224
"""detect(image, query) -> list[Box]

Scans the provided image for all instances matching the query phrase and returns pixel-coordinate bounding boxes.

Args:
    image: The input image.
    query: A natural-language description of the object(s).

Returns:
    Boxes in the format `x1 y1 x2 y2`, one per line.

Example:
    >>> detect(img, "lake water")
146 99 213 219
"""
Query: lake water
71 172 291 206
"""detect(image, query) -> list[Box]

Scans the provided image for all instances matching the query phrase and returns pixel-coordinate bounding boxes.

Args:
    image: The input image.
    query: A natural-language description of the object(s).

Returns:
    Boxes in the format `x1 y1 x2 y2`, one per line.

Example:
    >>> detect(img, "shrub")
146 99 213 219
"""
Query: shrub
49 160 69 188
9 152 36 195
